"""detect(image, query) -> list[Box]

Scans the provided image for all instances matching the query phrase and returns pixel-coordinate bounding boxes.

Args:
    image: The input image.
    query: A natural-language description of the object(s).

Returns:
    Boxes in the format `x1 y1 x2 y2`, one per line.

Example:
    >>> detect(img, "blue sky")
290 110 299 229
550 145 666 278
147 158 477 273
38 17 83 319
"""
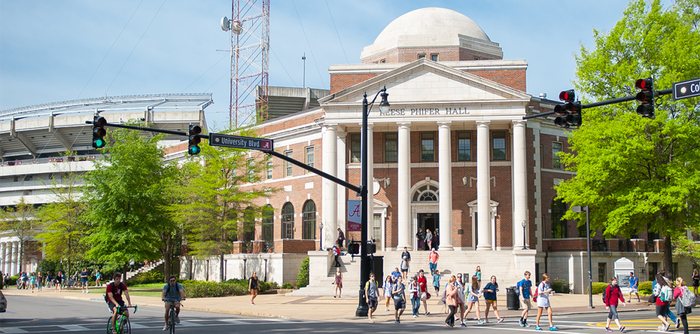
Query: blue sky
0 0 645 129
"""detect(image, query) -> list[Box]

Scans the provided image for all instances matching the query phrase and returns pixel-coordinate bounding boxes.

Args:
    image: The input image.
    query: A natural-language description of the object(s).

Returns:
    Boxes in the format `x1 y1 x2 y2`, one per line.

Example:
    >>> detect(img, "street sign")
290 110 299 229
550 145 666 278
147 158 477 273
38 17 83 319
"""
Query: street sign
673 78 700 100
209 133 273 151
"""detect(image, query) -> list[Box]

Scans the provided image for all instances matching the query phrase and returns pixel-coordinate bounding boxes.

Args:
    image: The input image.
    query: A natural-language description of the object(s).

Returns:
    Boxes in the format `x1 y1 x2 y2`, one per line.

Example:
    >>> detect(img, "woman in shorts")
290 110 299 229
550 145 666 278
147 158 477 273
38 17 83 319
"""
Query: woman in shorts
465 275 483 324
535 273 558 331
482 275 504 323
383 275 393 311
692 269 699 296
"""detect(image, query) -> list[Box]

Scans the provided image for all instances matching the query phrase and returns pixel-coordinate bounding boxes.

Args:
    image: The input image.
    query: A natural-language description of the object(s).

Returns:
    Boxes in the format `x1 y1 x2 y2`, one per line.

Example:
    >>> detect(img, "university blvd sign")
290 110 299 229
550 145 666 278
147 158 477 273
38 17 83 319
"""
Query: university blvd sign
209 133 273 151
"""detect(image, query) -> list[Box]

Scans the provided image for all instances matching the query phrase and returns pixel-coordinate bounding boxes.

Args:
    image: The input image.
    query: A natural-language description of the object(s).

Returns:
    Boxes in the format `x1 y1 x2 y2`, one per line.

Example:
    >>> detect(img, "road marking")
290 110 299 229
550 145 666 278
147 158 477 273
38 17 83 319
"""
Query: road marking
475 326 588 334
179 320 203 326
129 322 149 329
0 328 28 333
58 325 91 331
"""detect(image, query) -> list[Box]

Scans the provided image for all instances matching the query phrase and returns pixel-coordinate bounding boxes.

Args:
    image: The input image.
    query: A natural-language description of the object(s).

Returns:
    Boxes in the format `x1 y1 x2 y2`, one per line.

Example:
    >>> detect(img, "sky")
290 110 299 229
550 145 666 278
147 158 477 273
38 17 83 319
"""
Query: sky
0 0 651 130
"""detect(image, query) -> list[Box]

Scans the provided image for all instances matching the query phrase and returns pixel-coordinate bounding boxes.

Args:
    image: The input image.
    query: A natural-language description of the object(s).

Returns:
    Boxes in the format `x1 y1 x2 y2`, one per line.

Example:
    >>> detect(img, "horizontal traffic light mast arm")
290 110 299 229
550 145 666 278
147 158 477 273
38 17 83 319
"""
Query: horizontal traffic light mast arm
84 121 208 140
265 150 361 194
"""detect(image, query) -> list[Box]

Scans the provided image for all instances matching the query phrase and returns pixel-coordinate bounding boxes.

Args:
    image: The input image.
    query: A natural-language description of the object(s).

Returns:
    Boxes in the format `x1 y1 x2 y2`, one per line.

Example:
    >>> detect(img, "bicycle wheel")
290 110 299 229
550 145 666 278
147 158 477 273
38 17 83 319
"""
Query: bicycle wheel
106 318 114 334
118 315 127 334
124 317 131 334
169 308 176 334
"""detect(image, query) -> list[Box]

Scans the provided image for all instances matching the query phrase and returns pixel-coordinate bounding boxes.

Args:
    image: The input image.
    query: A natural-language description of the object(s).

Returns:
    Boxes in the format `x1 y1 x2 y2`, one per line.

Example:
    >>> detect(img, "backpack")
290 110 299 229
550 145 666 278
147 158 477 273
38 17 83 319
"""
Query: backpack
103 282 116 303
602 285 607 303
680 286 696 308
659 285 673 303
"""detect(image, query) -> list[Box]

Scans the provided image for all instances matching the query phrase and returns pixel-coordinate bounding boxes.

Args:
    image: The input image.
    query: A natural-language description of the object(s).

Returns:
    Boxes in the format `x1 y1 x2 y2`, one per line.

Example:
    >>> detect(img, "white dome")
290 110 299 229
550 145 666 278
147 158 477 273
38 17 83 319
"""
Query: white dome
361 8 493 60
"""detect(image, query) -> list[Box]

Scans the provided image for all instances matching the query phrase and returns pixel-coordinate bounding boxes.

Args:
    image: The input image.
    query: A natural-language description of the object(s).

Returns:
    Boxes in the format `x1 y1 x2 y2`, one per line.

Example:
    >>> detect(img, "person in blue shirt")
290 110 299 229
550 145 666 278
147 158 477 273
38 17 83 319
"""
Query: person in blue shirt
627 271 640 303
482 275 504 323
518 271 533 327
161 275 186 331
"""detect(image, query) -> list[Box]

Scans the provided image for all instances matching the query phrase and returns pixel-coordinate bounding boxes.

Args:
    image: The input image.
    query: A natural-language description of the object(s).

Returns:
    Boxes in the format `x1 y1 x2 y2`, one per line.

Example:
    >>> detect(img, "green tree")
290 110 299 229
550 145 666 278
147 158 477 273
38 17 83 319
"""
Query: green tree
557 0 700 277
83 126 178 276
169 135 274 282
0 197 38 274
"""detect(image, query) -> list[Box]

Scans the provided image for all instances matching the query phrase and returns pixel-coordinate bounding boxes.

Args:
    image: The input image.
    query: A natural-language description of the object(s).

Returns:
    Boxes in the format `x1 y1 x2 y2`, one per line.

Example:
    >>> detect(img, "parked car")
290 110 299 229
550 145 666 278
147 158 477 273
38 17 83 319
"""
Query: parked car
0 290 6 312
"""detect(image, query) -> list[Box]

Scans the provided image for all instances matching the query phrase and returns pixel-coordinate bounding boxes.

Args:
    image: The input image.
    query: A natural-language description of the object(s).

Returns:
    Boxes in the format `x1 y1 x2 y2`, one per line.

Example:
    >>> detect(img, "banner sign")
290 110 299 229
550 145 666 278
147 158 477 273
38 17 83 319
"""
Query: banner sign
347 200 361 231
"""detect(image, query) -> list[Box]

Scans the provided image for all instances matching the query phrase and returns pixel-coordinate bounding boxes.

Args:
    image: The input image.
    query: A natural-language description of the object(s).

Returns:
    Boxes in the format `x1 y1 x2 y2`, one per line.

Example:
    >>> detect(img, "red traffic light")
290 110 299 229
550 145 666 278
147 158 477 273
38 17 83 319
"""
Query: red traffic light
559 90 575 102
635 78 652 91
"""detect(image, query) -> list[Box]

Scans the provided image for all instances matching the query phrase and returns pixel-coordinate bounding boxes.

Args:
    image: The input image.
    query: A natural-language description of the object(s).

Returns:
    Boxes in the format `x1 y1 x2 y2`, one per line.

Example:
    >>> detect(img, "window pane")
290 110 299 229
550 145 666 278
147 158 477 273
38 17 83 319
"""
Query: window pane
302 200 316 239
350 134 361 163
285 151 293 177
551 199 567 239
552 142 563 169
373 214 381 241
421 133 434 162
385 133 398 162
492 131 506 161
262 205 274 251
431 54 438 61
266 162 273 179
458 132 471 161
282 203 294 239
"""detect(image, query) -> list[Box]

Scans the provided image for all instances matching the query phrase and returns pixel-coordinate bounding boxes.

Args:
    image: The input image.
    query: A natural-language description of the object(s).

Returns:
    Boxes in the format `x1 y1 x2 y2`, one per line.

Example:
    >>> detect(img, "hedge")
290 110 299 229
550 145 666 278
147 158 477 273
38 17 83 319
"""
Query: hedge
551 278 571 294
638 281 652 295
297 257 309 288
179 278 276 298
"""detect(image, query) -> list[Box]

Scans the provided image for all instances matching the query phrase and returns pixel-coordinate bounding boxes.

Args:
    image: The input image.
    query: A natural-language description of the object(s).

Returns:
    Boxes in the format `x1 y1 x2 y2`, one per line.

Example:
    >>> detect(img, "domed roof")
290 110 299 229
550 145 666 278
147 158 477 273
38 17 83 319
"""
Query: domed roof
360 7 494 60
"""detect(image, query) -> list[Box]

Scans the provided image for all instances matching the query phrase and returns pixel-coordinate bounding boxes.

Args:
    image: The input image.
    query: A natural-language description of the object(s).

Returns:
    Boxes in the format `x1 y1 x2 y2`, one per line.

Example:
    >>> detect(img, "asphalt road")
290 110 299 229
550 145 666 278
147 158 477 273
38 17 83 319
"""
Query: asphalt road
1 295 698 333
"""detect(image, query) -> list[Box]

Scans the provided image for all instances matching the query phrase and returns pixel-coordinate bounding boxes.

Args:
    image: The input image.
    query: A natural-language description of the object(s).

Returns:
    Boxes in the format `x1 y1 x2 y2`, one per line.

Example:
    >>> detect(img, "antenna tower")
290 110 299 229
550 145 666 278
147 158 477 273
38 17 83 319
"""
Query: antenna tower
221 0 269 128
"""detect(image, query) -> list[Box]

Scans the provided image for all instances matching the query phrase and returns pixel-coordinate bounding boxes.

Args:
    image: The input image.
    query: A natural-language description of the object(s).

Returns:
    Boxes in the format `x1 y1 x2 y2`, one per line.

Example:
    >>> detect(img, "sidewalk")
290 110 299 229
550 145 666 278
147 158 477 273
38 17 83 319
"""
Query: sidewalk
2 287 654 323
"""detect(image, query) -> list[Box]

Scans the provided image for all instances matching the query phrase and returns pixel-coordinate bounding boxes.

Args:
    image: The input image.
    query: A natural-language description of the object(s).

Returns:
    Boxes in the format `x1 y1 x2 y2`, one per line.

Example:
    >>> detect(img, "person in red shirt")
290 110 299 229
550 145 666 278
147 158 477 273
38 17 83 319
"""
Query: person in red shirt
603 277 626 332
106 272 132 334
417 270 430 315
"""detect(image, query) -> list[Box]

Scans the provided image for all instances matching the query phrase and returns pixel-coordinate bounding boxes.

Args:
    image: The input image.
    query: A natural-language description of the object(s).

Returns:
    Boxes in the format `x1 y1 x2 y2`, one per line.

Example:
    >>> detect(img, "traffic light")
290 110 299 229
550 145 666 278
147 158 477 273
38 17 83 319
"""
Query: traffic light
635 78 654 118
553 90 582 128
349 242 360 255
92 116 107 148
188 125 202 155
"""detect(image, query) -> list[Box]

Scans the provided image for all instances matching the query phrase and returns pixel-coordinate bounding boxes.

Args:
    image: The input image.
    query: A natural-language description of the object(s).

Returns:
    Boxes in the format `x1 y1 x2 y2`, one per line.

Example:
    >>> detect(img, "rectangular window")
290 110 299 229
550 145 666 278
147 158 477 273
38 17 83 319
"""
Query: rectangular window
457 131 471 161
305 146 314 173
418 54 426 59
384 133 398 162
552 142 563 169
431 54 439 61
266 161 273 180
598 263 607 282
285 151 293 177
373 214 381 241
350 134 361 163
492 131 506 161
247 158 255 182
421 133 435 162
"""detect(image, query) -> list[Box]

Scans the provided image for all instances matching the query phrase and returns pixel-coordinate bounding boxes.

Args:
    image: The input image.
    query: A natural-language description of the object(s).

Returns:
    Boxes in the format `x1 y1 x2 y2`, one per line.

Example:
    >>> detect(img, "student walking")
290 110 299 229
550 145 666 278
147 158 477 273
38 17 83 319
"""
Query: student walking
482 275 504 323
425 229 433 251
604 276 626 332
383 275 394 311
416 228 424 250
653 273 672 332
332 243 341 267
29 272 37 293
627 271 640 303
444 275 459 328
535 273 558 331
36 272 43 292
475 266 482 283
465 275 483 324
673 277 692 334
417 270 430 315
518 271 533 327
95 270 102 287
653 270 678 328
392 276 406 324
692 269 699 296
400 247 411 279
365 273 379 323
429 248 439 275
248 271 259 305
433 269 441 295
333 268 343 298
408 276 420 318
455 273 466 327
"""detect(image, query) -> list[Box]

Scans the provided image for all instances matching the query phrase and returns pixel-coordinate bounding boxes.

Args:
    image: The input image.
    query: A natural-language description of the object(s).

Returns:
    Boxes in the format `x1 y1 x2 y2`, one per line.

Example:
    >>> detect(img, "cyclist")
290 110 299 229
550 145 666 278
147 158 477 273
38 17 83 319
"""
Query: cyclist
161 275 185 331
106 272 132 334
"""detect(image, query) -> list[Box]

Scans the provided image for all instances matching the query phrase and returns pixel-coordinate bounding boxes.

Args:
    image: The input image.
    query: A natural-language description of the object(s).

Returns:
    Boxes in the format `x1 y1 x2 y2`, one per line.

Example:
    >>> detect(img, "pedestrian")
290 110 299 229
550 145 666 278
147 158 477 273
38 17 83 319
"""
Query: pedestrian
535 273 558 331
482 275 504 323
333 267 342 298
44 271 52 289
365 273 379 323
81 268 90 293
433 269 441 295
36 272 43 292
429 248 439 275
604 276 626 332
475 265 482 283
465 275 483 325
392 276 406 324
129 259 135 272
54 271 63 292
248 271 259 305
417 270 430 315
3 273 9 289
0 271 2 290
627 271 640 303
692 269 699 296
425 229 433 251
654 270 679 327
400 256 410 280
445 275 459 328
29 272 37 293
518 271 533 327
95 270 102 287
20 271 28 289
391 267 401 283
336 228 345 250
332 243 341 267
416 228 424 250
455 273 466 327
408 275 420 318
434 229 440 250
673 277 691 334
61 271 67 289
400 247 411 277
383 275 394 312
653 273 672 332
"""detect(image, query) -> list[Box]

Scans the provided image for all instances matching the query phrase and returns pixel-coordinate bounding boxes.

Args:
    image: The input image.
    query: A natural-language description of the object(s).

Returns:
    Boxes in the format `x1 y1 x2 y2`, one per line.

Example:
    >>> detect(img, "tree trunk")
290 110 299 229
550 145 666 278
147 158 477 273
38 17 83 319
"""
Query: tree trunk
663 234 673 278
163 253 172 283
219 253 225 282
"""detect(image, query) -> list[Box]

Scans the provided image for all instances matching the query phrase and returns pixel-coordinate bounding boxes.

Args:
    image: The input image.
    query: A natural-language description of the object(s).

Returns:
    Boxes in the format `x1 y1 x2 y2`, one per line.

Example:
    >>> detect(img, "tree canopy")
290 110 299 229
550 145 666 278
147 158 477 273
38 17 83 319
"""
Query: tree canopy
556 0 700 276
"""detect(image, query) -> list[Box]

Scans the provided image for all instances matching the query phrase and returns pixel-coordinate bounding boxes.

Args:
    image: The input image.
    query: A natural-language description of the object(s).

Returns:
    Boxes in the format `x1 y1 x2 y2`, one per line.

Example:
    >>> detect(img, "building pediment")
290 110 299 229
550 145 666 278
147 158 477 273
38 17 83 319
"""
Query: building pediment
320 59 531 123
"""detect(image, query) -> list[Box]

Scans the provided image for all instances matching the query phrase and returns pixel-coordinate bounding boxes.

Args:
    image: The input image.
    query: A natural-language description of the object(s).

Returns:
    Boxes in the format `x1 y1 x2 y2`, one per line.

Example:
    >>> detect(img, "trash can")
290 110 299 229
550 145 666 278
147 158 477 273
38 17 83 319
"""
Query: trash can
507 286 520 310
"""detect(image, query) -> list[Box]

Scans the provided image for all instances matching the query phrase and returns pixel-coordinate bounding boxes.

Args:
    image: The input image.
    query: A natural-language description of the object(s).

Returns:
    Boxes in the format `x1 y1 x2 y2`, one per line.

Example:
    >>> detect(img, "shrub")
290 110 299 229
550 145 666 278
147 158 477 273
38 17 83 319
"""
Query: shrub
551 278 570 293
590 282 609 295
181 281 246 298
8 275 18 286
281 282 293 289
297 257 309 288
128 270 164 285
638 281 652 295
259 281 271 292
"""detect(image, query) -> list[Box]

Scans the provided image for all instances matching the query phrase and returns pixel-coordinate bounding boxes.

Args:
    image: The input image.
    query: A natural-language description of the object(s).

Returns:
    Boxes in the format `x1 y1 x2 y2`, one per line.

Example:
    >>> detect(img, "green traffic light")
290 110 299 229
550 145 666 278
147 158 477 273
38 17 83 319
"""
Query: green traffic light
188 145 201 155
94 138 106 148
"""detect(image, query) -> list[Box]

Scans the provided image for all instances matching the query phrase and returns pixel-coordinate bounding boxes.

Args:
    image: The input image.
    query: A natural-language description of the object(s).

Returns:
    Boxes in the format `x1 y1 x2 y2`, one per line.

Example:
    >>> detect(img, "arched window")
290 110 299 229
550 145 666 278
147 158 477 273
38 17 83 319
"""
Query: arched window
242 207 256 251
302 200 316 239
551 198 567 239
282 202 294 239
262 205 274 251
412 184 439 202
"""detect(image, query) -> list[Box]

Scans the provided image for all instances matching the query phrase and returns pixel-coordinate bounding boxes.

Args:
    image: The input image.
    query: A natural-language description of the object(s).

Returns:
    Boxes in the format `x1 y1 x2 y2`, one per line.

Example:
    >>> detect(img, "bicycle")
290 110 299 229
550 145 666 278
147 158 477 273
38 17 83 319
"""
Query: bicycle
106 305 137 334
165 300 183 334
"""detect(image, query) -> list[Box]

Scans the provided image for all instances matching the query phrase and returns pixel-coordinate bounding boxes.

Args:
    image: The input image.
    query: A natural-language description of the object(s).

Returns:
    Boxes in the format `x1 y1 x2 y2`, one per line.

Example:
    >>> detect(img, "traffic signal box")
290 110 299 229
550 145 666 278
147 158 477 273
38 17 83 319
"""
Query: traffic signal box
554 90 582 128
635 78 654 118
92 116 107 148
188 125 202 155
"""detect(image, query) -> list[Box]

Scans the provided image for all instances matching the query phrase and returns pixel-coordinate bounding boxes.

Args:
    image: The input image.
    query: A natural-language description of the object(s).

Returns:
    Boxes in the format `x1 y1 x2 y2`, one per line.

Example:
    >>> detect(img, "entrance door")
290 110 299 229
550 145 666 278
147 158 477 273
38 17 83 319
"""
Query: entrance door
418 213 439 250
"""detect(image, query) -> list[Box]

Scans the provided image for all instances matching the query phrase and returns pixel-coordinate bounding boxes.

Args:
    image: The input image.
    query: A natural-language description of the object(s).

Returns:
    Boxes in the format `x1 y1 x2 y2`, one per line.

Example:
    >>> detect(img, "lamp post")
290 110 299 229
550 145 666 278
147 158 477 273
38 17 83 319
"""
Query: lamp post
521 220 527 250
356 87 390 317
318 222 324 251
572 205 594 308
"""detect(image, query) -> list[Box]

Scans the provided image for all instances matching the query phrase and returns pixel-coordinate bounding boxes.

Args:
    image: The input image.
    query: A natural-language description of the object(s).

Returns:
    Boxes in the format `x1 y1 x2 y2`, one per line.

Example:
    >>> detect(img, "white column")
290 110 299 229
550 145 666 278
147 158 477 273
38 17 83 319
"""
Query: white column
476 121 492 251
11 242 18 275
397 123 412 250
0 243 6 274
512 121 528 249
438 122 454 250
366 124 375 241
336 131 347 239
322 124 338 250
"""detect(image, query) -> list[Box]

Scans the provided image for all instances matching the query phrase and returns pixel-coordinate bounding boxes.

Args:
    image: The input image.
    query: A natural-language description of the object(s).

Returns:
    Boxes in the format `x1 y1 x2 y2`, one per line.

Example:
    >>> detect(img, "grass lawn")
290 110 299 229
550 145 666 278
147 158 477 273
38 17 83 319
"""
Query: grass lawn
127 290 163 298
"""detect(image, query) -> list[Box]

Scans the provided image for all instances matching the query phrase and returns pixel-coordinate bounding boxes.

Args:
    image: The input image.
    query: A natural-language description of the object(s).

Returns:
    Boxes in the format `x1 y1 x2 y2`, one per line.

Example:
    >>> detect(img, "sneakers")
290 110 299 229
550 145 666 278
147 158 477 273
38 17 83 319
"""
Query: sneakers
665 323 671 331
658 325 665 332
605 327 613 332
395 319 400 324
385 307 390 312
162 324 169 331
619 326 625 332
536 326 543 331
550 326 559 331
413 315 417 318
477 320 484 325
484 319 489 323
498 318 505 323
425 311 430 315
460 322 467 327
675 319 681 329
175 315 180 324
524 322 531 327
519 319 525 327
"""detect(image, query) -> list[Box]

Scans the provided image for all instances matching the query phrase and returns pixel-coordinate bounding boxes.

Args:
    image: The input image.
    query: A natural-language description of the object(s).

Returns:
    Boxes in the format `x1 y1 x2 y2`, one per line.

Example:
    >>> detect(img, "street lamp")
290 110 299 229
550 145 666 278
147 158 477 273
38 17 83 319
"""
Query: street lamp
356 86 389 317
572 205 594 309
318 222 324 251
521 220 527 250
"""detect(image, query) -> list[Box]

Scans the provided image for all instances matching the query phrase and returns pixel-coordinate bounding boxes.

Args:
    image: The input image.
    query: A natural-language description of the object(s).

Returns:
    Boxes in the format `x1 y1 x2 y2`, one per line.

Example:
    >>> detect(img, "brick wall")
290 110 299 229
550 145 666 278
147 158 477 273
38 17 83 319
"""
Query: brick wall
361 46 502 64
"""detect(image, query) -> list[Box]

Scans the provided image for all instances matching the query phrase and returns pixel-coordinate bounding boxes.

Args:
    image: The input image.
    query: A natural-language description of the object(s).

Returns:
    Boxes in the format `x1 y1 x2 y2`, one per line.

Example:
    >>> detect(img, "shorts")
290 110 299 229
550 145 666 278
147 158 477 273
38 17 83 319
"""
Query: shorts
108 300 126 312
81 278 88 284
693 279 699 288
394 300 406 310
629 287 638 294
486 299 497 304
401 269 408 273
522 298 533 310
368 298 378 308
655 303 669 317
164 300 180 308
